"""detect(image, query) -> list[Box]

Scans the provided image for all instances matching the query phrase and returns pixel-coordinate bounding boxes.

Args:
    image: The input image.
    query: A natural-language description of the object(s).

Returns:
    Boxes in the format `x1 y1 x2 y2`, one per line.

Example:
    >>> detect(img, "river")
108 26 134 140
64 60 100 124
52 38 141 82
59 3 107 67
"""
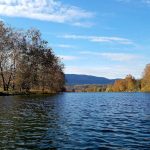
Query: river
0 93 150 149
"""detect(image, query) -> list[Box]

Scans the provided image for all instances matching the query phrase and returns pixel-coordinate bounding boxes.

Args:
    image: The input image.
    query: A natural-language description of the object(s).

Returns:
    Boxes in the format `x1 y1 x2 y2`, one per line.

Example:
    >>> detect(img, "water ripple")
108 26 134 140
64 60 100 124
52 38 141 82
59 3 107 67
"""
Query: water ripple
0 93 150 149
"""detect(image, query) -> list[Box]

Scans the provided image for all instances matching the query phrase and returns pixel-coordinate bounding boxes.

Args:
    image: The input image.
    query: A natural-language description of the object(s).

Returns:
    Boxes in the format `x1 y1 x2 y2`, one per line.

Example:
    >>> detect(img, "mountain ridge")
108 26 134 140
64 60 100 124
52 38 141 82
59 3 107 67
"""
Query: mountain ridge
65 74 118 85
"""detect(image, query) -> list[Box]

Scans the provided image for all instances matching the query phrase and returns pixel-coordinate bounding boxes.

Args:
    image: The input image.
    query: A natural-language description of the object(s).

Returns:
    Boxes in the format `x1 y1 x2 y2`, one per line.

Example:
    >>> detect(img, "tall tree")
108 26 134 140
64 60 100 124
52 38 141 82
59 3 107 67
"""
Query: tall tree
141 64 150 92
0 21 65 93
125 74 136 92
0 21 15 91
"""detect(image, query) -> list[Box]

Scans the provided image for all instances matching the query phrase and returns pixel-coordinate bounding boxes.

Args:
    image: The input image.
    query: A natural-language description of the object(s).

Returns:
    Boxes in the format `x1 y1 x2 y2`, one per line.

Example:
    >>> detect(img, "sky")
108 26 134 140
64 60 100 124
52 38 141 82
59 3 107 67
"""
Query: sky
0 0 150 79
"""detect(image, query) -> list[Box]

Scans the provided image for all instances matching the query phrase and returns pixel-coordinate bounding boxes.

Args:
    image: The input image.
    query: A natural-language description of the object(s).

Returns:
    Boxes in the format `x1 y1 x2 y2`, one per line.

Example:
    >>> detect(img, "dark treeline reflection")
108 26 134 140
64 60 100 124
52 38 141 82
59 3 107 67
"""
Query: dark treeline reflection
0 95 69 149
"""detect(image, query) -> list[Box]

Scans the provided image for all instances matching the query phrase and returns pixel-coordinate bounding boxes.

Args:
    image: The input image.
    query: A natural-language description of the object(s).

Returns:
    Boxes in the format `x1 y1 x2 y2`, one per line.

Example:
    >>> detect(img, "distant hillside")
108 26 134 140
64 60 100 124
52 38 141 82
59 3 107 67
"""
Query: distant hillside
65 74 117 85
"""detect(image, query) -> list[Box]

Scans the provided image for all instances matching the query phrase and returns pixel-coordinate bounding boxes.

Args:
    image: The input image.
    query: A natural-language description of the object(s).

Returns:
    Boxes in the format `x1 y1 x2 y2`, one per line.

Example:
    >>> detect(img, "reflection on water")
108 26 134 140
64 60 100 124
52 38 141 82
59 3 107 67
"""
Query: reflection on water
0 93 150 149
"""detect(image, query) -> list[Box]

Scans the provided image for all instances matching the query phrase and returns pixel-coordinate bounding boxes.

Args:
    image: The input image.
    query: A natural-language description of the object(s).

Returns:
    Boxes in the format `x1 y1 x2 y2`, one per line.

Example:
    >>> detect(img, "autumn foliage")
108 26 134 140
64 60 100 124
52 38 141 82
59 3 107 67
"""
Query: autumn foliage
0 21 65 93
65 64 150 93
141 64 150 92
110 64 150 92
112 75 137 92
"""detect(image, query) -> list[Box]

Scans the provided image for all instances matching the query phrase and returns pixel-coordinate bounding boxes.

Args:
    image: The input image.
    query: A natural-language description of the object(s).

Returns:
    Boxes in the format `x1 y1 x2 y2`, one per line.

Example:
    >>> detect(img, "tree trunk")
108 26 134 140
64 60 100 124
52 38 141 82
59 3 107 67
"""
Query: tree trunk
42 84 45 93
0 65 6 91
6 71 13 91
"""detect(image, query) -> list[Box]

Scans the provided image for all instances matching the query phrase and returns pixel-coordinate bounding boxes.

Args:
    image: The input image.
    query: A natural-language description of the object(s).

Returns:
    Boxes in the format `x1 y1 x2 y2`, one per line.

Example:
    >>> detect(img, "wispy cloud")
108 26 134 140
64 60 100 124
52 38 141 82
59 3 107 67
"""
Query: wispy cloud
80 51 140 61
72 22 95 28
117 0 150 5
55 44 74 49
58 55 79 61
0 0 94 27
61 34 133 45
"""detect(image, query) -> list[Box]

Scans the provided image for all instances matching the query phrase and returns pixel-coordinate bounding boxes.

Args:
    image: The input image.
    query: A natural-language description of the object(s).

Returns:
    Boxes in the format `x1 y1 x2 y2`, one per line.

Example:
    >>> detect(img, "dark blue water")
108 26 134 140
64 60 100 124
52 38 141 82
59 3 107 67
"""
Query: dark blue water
0 93 150 149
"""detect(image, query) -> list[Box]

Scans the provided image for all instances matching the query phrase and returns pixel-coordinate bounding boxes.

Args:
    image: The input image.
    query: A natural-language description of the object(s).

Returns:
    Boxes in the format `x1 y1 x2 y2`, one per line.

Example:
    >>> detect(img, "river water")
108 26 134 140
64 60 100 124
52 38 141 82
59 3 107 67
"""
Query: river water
0 93 150 149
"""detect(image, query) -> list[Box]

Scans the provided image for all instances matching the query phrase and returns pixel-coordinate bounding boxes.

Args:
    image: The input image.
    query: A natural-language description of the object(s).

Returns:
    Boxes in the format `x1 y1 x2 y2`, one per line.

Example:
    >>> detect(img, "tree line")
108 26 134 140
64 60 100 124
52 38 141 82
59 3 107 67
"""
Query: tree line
65 64 150 92
0 21 65 93
108 64 150 92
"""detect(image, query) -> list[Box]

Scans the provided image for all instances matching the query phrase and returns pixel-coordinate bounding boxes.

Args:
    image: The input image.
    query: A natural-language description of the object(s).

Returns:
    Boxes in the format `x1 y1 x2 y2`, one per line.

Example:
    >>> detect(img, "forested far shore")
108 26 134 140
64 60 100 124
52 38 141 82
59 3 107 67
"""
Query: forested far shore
65 64 150 92
0 21 65 94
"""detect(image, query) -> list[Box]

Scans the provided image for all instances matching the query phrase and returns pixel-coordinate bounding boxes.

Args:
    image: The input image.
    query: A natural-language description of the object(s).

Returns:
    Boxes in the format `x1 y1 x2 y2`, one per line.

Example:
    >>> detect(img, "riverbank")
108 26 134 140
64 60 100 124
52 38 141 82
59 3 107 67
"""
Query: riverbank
1 91 149 96
0 92 35 96
0 91 58 96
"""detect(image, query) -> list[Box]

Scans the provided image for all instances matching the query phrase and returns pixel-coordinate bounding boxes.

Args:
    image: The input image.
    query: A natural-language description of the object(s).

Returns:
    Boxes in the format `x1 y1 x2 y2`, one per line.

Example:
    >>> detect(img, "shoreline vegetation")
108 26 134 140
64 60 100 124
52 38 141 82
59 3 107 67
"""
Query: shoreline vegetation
0 91 58 96
65 64 150 93
0 21 150 96
0 21 65 96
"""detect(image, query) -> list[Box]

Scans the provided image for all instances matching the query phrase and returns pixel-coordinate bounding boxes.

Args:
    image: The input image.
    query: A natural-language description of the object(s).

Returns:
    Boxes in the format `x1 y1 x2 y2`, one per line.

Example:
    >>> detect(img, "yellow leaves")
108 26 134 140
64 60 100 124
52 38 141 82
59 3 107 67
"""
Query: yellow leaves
141 64 150 92
112 75 136 92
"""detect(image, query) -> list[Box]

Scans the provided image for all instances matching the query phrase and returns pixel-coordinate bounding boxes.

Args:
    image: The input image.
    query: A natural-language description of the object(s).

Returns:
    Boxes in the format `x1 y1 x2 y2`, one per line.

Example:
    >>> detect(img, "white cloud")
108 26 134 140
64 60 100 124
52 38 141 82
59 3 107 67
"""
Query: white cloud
72 22 95 28
61 34 133 45
56 44 74 49
100 53 139 61
58 55 79 61
80 51 140 61
0 0 94 26
117 0 150 5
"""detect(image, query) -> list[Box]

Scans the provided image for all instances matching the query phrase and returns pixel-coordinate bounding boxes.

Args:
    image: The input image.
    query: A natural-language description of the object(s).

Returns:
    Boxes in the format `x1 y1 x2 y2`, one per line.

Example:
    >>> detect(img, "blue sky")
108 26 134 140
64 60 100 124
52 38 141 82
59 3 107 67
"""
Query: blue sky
0 0 150 78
